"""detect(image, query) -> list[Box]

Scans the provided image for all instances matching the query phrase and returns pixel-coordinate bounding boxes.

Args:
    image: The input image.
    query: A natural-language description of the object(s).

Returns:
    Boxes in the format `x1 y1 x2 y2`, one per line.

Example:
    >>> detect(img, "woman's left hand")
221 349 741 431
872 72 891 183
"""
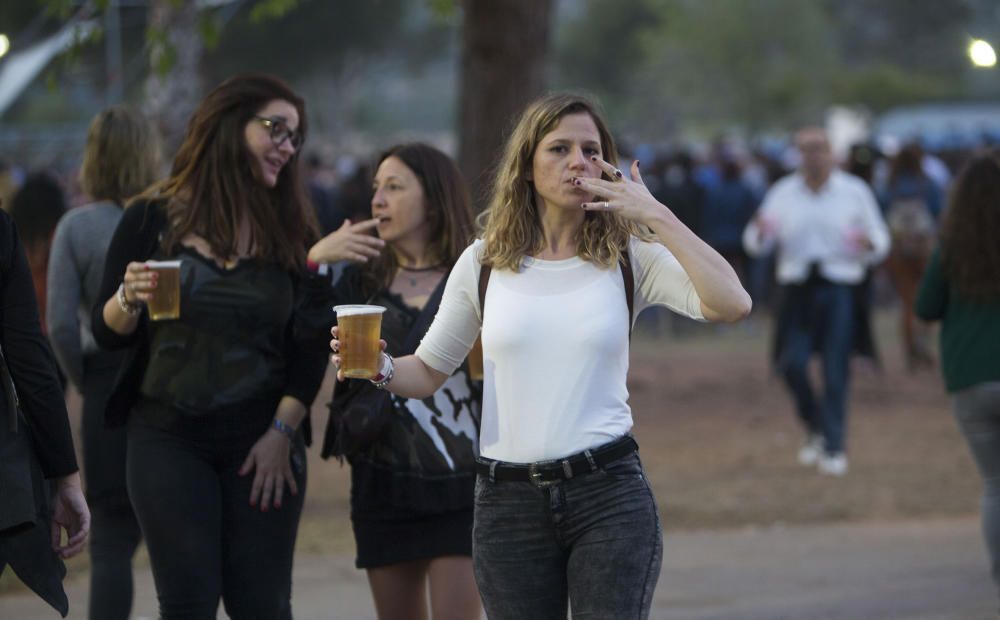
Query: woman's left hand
239 429 298 512
574 158 667 226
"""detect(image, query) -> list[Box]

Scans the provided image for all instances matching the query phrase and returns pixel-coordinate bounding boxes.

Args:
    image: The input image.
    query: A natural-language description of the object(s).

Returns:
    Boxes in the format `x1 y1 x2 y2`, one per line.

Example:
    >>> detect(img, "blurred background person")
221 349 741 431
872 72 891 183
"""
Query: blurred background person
1 206 90 617
743 127 890 476
91 73 328 619
46 105 162 620
315 143 481 620
883 141 944 371
916 149 1000 607
9 172 68 342
702 155 758 298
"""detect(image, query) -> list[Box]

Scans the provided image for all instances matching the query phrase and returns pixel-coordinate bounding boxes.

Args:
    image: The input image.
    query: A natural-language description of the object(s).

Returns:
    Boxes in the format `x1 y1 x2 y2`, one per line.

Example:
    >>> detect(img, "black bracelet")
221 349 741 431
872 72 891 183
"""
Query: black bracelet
271 418 296 441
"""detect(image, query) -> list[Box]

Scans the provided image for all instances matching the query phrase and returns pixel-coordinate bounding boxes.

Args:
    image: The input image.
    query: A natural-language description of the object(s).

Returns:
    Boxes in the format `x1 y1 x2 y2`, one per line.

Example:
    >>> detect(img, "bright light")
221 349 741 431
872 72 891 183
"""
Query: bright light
0 34 9 59
969 39 997 68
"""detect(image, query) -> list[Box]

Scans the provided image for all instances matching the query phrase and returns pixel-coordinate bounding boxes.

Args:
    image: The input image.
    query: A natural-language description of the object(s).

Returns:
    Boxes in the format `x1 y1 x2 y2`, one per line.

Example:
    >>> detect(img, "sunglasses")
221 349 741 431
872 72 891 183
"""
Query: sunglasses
253 115 303 152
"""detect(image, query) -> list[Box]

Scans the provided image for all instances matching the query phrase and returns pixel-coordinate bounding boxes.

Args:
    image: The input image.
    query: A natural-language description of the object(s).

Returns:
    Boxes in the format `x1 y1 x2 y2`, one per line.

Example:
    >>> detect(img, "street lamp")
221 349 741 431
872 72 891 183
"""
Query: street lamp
0 34 10 59
969 38 997 68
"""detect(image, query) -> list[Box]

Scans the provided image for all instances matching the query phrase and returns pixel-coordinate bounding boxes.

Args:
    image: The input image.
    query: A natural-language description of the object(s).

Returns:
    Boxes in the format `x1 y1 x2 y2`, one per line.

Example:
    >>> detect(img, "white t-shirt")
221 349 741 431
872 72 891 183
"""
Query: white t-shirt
742 170 890 285
415 237 704 463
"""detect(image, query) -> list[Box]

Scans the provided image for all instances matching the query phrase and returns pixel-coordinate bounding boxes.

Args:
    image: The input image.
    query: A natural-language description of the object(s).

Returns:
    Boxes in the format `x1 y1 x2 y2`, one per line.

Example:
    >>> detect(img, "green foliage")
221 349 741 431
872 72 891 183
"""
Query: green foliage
146 25 177 76
198 12 221 50
426 0 457 19
832 64 955 113
249 0 300 23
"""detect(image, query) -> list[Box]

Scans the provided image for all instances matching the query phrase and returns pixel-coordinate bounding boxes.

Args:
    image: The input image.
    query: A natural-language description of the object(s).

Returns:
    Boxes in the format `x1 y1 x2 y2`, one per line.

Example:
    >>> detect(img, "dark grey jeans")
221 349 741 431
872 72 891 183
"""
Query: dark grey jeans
473 450 662 619
952 381 1000 600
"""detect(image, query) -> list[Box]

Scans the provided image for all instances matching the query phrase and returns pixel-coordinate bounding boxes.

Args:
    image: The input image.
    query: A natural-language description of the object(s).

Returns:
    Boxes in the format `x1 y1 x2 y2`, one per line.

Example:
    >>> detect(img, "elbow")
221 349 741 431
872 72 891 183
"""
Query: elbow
712 291 753 323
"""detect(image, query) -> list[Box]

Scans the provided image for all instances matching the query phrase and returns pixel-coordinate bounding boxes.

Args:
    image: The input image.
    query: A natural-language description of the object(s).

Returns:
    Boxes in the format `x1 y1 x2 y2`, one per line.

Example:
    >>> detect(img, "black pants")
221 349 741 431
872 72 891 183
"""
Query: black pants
127 408 306 620
81 352 142 620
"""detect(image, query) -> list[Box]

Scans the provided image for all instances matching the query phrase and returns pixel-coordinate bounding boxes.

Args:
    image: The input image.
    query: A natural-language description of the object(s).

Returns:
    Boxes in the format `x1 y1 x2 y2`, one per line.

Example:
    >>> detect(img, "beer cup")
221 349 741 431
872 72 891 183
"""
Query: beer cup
467 335 484 381
334 305 387 379
146 260 182 321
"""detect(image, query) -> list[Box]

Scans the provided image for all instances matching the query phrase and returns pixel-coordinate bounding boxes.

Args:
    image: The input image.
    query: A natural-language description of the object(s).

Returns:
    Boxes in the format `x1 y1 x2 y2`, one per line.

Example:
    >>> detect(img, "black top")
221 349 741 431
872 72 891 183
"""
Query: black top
91 199 331 430
0 210 77 478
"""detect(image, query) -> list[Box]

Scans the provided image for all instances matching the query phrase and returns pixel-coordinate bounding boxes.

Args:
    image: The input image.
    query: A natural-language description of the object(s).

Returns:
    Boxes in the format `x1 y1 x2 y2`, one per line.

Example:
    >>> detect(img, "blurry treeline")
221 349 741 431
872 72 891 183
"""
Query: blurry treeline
3 0 1000 157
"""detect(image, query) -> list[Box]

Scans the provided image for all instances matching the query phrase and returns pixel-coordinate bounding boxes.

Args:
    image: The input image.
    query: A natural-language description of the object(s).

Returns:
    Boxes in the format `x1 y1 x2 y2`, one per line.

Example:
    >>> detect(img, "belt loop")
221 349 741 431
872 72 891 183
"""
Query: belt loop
584 449 598 472
561 459 574 479
488 460 498 483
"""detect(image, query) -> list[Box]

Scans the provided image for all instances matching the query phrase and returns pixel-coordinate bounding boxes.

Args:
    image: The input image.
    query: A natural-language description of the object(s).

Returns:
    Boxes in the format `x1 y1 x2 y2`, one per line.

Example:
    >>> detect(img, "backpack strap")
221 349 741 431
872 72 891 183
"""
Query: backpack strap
620 249 634 336
477 248 635 336
478 263 491 320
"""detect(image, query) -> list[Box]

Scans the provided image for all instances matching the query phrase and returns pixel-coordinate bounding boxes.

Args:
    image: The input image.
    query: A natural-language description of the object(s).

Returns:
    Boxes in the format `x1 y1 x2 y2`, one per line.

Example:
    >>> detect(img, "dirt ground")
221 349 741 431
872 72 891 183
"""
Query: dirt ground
1 307 982 597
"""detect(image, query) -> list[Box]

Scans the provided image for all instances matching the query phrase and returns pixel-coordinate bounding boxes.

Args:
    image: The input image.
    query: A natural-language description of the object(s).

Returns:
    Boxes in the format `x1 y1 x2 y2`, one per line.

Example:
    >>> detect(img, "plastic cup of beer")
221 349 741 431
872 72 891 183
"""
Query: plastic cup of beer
467 335 484 381
333 305 387 379
145 260 182 321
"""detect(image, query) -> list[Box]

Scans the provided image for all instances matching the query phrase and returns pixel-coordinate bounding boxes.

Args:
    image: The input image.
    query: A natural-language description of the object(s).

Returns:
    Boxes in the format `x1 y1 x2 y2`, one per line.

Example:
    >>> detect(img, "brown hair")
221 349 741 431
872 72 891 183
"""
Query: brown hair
363 143 475 295
477 92 648 272
135 73 317 270
940 149 1000 302
80 105 162 205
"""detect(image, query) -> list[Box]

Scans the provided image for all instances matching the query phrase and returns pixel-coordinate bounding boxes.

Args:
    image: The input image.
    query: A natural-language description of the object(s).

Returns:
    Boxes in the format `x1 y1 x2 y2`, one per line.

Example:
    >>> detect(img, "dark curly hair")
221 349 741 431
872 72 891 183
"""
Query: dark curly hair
940 149 1000 302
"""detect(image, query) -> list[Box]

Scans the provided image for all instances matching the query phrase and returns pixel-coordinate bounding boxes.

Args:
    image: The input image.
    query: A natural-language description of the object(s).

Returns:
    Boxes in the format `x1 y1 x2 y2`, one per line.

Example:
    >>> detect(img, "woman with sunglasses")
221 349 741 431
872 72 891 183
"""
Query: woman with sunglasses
330 93 751 618
92 73 329 619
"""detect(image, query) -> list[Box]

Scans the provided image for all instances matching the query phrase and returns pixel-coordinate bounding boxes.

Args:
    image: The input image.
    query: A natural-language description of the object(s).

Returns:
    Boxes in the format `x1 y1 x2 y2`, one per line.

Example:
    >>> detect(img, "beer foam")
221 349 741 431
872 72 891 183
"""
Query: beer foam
333 304 386 317
146 260 182 268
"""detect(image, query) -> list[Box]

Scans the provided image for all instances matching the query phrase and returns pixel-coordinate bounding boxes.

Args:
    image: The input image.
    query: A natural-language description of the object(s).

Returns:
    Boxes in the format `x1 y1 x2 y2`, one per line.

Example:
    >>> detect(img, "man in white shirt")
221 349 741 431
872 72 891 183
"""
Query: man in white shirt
743 127 890 476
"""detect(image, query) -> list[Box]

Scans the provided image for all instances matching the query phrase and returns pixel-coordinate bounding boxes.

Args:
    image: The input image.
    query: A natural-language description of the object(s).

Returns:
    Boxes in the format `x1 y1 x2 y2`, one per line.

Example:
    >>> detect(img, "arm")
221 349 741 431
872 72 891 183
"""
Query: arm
329 243 481 398
241 267 332 511
742 189 780 258
45 216 85 389
92 201 162 349
857 184 891 264
578 159 752 323
306 218 385 265
915 247 947 322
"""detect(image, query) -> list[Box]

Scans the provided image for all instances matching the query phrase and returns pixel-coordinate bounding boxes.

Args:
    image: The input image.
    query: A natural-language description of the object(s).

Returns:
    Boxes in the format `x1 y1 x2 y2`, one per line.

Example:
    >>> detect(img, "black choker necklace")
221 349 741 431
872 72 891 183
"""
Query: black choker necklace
398 264 442 272
398 263 443 287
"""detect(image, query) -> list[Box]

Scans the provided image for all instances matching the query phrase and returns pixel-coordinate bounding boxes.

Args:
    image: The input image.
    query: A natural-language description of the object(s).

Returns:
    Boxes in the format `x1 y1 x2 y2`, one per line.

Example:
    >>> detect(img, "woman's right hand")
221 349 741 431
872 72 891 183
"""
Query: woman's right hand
308 218 385 265
122 261 158 305
329 325 387 381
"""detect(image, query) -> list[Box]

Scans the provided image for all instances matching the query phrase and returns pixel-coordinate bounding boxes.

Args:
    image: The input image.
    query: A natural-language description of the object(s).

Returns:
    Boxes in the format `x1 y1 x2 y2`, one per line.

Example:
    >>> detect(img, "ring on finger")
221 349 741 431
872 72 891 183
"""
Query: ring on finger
613 168 623 179
603 201 610 210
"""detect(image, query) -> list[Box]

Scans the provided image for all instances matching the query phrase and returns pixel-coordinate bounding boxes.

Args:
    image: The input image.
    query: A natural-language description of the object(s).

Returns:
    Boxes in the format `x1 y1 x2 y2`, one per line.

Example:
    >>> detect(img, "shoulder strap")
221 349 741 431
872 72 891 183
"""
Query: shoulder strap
400 270 450 356
619 249 634 336
477 250 635 336
478 264 491 320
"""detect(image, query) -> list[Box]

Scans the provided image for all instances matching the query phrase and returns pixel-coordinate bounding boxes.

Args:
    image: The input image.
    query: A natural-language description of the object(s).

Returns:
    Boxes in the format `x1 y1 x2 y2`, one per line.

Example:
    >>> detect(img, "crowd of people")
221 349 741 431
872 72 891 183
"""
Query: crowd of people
0 70 997 619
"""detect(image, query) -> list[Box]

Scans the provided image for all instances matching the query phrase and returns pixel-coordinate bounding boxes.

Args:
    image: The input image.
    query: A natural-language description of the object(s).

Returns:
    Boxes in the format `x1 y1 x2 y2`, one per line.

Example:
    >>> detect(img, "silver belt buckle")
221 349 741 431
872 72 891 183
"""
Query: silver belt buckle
528 463 558 488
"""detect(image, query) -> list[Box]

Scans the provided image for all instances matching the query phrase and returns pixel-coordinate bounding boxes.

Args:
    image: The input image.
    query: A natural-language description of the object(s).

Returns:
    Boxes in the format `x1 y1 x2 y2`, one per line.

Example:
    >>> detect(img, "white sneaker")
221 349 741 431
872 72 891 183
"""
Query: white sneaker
797 435 824 466
818 452 848 476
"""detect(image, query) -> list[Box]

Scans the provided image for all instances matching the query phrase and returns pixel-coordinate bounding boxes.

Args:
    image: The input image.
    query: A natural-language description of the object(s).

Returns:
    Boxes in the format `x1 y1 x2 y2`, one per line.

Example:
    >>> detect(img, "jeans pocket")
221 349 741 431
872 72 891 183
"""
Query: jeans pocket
599 452 645 481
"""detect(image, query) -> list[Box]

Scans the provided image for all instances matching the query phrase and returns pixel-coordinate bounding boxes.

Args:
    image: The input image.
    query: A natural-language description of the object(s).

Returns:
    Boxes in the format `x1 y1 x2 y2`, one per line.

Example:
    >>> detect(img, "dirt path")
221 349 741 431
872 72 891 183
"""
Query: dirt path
1 516 992 619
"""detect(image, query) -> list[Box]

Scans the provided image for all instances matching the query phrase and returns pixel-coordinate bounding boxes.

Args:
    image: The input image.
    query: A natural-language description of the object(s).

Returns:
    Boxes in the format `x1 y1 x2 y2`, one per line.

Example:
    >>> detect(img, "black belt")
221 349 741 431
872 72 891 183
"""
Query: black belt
476 435 638 487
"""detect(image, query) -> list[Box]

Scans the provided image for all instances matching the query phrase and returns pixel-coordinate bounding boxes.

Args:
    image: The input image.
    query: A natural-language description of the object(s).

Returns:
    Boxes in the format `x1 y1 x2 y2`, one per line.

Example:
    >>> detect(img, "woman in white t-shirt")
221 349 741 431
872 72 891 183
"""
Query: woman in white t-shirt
330 93 751 619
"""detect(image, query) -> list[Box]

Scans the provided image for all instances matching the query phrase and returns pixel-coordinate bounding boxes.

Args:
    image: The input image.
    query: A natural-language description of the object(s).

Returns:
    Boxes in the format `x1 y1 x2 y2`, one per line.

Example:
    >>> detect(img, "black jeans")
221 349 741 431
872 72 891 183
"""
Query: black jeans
127 409 306 619
88 498 142 620
82 352 141 620
473 449 662 619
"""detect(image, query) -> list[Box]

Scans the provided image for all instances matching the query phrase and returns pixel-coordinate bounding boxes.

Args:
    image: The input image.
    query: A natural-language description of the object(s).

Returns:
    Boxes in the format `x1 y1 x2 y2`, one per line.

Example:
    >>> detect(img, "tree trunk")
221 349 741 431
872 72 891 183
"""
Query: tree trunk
458 0 553 211
144 0 204 155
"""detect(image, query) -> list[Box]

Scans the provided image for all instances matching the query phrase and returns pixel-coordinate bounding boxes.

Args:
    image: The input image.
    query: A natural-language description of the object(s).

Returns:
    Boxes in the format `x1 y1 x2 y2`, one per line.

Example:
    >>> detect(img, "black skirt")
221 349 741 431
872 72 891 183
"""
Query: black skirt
352 507 473 569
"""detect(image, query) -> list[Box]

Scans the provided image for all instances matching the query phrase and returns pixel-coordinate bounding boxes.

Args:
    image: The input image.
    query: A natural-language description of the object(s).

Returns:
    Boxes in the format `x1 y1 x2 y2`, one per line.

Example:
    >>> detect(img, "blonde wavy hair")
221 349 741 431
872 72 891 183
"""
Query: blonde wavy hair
478 92 649 271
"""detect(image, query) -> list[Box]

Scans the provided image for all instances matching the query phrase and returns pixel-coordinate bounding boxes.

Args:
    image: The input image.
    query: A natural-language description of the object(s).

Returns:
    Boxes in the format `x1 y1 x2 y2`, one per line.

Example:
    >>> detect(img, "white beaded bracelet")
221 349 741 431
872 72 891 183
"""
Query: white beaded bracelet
370 353 395 389
116 283 141 316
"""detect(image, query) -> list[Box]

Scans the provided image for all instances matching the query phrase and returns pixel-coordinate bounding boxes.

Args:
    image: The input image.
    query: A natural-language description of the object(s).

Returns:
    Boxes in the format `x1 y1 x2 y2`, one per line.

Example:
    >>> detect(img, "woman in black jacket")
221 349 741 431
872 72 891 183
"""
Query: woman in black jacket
0 207 89 616
92 73 329 619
